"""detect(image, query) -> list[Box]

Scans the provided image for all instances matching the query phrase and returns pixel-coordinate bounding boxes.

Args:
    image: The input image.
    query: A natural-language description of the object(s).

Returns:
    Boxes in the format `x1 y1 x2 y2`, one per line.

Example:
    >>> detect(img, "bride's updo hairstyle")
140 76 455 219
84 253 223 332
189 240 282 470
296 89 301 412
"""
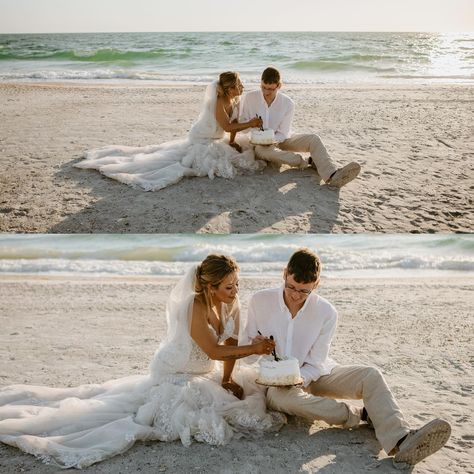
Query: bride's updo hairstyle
195 254 239 304
217 71 240 98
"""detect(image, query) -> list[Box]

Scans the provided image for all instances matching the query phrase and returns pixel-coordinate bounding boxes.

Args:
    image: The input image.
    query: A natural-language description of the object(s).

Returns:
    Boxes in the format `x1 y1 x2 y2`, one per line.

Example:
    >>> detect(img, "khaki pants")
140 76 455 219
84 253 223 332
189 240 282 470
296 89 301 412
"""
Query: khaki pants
254 133 338 181
267 365 410 454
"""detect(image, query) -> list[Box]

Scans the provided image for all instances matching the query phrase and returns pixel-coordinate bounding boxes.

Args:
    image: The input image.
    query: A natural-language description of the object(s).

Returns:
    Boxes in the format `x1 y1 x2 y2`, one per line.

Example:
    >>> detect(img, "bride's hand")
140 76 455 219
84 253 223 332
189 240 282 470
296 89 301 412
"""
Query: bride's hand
253 338 275 355
248 117 263 129
222 380 244 399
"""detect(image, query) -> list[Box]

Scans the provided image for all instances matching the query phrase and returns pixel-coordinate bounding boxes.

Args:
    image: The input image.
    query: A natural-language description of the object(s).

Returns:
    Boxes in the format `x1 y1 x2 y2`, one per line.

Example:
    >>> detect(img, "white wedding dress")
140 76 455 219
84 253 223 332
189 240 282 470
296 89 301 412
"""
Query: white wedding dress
74 82 265 191
0 267 285 469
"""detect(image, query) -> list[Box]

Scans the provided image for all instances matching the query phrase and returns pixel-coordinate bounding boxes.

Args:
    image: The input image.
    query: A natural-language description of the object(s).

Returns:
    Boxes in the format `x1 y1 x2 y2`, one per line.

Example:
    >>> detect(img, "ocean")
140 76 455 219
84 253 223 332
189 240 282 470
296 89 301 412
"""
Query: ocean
0 234 472 279
0 31 473 84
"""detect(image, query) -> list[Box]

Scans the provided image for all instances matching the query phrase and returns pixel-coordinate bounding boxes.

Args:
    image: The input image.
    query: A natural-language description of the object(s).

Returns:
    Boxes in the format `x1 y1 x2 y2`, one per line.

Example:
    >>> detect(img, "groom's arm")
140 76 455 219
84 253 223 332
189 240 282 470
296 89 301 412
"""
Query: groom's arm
274 100 294 143
238 92 258 134
300 309 338 387
238 298 262 367
239 295 259 345
238 93 251 123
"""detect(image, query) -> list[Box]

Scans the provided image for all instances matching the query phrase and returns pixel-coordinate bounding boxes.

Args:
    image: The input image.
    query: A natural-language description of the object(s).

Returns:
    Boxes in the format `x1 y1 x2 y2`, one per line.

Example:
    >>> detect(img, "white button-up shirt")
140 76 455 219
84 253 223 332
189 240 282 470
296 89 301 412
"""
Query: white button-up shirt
240 285 338 386
239 89 294 143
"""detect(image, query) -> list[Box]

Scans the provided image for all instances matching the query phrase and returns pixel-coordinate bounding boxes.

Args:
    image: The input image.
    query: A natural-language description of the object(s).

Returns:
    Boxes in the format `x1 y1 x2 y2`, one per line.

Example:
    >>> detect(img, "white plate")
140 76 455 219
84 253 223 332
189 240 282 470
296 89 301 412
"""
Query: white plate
255 378 304 387
249 140 278 146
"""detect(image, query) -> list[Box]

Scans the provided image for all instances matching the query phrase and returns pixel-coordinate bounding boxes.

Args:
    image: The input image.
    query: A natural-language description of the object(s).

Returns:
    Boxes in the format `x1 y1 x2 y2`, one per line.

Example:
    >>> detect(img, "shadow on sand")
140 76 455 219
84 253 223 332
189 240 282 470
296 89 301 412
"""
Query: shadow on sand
0 421 413 473
49 158 342 233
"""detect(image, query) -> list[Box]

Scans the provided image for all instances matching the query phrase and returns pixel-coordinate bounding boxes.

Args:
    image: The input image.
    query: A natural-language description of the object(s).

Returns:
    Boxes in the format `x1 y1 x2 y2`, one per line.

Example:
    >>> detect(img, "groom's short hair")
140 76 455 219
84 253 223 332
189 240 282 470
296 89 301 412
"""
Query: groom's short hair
261 67 281 85
287 248 321 283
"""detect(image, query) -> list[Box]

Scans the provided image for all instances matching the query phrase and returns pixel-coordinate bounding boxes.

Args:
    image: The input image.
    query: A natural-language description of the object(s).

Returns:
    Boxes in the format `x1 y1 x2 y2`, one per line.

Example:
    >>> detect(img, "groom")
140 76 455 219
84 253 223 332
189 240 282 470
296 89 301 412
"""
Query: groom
240 67 360 188
240 248 451 468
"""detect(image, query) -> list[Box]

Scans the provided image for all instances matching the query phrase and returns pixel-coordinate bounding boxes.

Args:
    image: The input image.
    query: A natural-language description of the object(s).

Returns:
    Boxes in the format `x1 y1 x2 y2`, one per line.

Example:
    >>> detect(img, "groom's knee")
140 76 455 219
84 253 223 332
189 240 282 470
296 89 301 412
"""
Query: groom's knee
267 386 308 413
254 145 273 160
362 366 385 388
310 134 324 147
267 386 292 410
255 147 303 167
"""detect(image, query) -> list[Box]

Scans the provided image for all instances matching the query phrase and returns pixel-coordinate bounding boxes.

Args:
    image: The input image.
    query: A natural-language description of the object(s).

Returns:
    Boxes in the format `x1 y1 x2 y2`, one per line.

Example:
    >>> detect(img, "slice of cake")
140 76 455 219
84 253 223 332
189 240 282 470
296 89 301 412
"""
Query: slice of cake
256 356 303 386
250 129 275 145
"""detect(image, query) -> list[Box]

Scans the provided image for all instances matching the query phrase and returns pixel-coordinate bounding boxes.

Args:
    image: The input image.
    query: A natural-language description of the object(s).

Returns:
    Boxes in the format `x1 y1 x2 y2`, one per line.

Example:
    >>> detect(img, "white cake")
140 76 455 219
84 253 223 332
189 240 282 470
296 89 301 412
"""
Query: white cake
250 129 275 145
256 356 302 386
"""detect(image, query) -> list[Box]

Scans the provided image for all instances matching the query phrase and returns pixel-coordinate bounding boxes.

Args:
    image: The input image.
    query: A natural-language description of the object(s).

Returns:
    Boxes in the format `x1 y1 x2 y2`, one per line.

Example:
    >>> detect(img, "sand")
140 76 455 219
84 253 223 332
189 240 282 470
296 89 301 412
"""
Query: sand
0 274 473 473
0 82 472 233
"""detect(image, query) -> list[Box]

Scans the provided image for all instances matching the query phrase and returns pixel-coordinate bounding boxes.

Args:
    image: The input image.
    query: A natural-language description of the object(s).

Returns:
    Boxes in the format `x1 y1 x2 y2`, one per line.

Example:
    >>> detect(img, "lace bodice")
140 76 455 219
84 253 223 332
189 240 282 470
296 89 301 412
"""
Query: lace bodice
183 308 237 374
188 98 239 142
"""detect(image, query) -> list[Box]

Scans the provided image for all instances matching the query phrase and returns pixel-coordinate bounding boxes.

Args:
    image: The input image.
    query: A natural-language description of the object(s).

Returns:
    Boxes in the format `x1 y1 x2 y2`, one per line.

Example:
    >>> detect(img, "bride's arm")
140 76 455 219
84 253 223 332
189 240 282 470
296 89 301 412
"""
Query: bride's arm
221 337 238 380
221 337 244 398
221 304 239 382
190 300 274 361
215 97 262 134
229 120 243 152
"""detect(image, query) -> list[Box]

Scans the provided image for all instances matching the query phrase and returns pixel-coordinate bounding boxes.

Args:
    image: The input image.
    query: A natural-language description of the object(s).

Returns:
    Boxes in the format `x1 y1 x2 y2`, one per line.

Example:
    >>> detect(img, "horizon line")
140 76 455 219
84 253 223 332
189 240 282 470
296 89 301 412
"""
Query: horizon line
1 30 472 35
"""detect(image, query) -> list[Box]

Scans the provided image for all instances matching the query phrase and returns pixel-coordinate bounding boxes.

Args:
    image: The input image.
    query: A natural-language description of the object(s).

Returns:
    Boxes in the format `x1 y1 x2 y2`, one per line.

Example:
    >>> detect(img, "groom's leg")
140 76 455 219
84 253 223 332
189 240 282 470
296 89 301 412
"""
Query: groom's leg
309 365 410 454
278 134 338 181
254 145 305 168
266 386 361 428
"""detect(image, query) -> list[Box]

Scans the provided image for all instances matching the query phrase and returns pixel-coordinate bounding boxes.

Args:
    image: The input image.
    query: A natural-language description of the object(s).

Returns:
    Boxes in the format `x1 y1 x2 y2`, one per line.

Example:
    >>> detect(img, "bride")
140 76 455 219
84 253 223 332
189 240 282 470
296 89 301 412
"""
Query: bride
74 72 265 191
0 255 285 469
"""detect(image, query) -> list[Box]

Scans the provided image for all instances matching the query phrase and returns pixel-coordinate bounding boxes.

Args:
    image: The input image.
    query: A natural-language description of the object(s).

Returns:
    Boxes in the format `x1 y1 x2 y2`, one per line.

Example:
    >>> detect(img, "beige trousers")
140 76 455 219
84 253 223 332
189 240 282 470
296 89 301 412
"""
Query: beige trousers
267 365 410 454
254 133 338 181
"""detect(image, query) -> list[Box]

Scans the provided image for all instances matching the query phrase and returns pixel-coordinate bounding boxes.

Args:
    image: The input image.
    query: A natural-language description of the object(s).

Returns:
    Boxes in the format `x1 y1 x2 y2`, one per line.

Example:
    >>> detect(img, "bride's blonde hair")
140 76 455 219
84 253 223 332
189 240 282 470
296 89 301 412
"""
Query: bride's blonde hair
195 254 239 308
216 71 240 98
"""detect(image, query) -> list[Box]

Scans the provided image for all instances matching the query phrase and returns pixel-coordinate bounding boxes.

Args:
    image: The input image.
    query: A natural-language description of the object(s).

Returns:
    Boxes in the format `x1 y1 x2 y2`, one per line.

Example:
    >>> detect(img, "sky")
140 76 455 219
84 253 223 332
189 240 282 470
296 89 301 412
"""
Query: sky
0 0 473 34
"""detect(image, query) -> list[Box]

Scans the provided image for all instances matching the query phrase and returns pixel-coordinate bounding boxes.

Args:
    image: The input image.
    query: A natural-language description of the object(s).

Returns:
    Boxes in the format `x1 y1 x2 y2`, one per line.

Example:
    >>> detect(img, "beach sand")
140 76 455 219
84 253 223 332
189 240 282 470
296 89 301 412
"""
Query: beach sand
0 274 472 473
0 82 472 233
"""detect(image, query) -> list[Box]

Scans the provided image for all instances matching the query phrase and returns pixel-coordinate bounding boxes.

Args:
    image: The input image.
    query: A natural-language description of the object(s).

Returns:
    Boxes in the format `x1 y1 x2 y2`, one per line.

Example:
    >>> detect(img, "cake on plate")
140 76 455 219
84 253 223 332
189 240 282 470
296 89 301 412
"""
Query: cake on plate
256 356 303 386
250 129 275 145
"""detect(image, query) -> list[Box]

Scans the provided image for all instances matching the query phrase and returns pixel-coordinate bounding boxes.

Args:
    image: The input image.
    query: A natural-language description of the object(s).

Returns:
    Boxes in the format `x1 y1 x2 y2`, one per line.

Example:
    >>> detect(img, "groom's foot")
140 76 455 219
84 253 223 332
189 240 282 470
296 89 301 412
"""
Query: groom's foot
392 419 451 468
326 162 361 188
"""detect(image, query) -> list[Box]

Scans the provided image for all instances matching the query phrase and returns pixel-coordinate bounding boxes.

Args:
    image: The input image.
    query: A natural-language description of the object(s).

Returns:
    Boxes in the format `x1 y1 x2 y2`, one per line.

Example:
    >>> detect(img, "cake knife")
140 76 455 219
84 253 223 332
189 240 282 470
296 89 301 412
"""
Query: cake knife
269 336 281 361
257 330 281 361
256 114 264 131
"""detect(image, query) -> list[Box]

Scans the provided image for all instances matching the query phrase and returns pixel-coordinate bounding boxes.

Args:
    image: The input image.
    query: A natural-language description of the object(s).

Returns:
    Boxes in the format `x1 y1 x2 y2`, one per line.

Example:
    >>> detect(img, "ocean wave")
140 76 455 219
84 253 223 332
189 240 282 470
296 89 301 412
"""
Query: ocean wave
379 74 474 81
289 60 397 73
0 255 472 277
1 235 472 266
1 31 472 86
0 246 472 276
0 70 218 83
0 47 190 62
